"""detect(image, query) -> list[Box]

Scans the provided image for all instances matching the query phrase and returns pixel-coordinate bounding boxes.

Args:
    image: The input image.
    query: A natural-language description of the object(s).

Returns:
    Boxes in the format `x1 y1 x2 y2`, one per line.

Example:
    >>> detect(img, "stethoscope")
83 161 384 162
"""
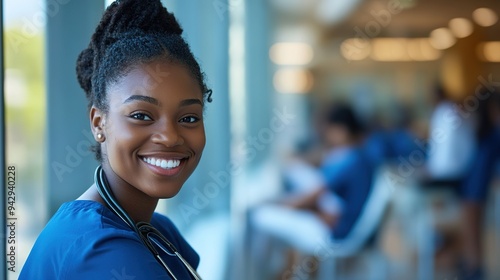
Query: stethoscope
94 165 202 280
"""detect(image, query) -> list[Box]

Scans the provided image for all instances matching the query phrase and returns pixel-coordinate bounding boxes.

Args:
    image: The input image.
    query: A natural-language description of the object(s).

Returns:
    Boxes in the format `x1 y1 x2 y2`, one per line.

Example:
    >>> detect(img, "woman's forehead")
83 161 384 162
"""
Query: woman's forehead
107 62 203 103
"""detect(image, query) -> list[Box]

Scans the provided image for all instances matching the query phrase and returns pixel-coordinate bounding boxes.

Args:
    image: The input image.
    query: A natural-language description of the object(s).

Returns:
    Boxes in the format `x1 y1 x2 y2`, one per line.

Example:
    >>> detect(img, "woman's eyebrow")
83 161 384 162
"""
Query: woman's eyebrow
179 98 203 107
123 95 160 106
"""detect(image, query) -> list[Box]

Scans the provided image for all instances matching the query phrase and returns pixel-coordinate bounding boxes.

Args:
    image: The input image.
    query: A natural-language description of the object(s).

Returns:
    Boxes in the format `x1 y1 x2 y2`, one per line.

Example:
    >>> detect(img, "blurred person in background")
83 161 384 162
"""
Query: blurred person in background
422 85 477 189
362 102 422 167
413 85 484 276
251 102 376 278
459 89 500 280
284 103 373 236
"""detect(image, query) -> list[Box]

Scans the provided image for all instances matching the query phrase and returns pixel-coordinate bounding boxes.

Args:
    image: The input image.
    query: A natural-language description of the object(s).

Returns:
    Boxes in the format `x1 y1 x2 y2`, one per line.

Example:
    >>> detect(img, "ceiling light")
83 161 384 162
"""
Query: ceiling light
477 41 500 62
370 38 411 61
340 37 441 62
472 8 498 27
273 68 314 94
429 28 456 50
340 39 371 61
269 43 314 65
407 38 441 61
449 18 474 38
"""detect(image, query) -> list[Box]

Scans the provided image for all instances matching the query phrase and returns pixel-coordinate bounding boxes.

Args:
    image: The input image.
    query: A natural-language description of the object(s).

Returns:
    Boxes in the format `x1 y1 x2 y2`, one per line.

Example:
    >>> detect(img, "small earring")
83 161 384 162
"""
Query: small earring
97 133 103 140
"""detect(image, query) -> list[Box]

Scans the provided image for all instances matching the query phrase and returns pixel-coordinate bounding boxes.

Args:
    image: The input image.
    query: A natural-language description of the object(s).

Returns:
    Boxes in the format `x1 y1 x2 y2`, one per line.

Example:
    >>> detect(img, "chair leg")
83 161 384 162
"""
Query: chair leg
368 250 388 280
418 208 435 280
248 228 275 280
276 249 299 280
279 252 320 280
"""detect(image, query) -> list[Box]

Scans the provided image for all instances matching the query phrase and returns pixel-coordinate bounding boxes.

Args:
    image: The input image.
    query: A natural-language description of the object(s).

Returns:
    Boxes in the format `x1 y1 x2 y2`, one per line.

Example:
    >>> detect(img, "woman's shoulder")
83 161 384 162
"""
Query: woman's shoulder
26 200 143 258
21 201 202 279
48 200 131 231
54 201 198 263
20 200 152 279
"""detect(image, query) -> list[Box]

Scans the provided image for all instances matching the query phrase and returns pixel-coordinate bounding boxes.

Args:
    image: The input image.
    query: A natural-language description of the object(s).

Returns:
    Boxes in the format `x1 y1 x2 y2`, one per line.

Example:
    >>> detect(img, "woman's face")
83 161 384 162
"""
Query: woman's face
94 61 205 198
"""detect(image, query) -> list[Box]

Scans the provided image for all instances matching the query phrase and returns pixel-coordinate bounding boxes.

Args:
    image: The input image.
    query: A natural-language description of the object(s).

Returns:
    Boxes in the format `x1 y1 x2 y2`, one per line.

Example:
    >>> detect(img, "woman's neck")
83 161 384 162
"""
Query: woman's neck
79 164 159 223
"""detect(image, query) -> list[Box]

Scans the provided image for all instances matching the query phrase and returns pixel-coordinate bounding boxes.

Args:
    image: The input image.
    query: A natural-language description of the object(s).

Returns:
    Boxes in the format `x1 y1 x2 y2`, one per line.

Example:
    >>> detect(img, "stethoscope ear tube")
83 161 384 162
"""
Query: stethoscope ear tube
94 165 137 232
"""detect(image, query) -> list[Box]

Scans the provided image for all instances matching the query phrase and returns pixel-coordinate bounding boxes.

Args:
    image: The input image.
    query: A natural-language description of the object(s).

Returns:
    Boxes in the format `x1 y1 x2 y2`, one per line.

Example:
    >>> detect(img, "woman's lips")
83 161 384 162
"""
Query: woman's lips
142 157 181 169
140 156 187 176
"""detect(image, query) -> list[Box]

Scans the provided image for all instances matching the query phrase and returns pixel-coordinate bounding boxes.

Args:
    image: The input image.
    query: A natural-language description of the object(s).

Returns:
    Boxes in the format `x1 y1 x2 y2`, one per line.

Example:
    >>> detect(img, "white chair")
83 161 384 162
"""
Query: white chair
314 165 393 279
247 165 394 280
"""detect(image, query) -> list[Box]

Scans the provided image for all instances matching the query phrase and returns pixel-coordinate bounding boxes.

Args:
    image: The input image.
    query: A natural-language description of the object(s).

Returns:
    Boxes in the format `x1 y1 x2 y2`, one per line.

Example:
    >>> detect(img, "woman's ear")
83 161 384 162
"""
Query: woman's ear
90 106 106 142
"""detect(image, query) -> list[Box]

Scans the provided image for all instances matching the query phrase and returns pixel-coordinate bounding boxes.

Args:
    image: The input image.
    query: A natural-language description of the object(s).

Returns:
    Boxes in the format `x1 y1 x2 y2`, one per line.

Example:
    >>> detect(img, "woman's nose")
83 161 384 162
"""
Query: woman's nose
151 121 184 147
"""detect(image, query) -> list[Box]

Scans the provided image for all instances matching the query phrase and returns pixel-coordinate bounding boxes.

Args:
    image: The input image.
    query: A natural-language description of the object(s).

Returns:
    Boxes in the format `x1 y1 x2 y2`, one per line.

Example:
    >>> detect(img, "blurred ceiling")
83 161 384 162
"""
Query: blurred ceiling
272 0 500 41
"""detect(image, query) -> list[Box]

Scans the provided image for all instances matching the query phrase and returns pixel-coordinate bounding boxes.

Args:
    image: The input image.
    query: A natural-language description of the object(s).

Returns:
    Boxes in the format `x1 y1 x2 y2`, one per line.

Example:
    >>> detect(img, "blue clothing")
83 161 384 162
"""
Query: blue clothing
363 129 420 166
321 147 375 240
20 200 199 279
461 128 500 202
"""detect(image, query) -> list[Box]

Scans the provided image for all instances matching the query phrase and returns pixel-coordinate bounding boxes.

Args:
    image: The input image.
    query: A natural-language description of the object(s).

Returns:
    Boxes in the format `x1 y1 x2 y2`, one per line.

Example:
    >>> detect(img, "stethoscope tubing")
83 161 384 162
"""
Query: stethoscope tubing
94 165 202 280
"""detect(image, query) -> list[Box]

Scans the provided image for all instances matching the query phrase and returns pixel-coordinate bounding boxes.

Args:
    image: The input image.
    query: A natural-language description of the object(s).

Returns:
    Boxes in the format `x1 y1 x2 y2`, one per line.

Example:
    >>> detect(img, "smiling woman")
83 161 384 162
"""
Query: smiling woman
97 63 206 202
19 0 211 279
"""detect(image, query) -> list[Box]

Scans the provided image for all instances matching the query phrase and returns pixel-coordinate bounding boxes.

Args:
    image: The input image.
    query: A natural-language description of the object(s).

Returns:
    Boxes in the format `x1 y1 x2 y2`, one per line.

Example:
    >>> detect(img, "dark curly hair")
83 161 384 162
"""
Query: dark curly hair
325 103 364 136
76 0 212 161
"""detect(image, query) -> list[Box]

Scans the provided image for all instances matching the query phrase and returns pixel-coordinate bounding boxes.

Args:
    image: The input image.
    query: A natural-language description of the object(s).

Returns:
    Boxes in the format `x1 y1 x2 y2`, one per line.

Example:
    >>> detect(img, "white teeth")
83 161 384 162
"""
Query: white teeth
142 157 181 169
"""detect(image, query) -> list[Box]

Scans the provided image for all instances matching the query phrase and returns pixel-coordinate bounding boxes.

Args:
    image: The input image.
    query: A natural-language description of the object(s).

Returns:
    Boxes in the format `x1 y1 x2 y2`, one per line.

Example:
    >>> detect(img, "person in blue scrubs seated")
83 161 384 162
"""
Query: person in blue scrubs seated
20 0 211 279
251 103 375 260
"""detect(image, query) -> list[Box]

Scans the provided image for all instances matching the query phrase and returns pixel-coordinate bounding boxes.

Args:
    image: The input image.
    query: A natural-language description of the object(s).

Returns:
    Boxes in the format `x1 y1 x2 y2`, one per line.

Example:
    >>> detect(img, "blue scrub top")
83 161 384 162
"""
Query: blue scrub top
321 147 375 240
20 200 199 279
363 129 420 166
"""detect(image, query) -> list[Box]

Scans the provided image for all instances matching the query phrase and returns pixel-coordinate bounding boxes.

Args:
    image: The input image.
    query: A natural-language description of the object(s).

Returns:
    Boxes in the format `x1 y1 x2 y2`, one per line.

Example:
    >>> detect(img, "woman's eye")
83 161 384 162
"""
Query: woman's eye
130 113 152 121
179 116 200 123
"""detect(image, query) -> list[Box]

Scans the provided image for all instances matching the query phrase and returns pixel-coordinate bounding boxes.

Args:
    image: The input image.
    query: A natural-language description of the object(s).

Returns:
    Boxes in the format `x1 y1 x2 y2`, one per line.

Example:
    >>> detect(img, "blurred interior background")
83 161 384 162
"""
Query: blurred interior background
3 0 500 279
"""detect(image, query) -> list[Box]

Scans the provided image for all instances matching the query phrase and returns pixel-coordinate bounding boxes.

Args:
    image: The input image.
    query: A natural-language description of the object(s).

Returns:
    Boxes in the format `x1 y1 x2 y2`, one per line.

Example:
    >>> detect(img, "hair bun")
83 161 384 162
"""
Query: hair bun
76 47 94 99
107 0 183 37
76 0 184 98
